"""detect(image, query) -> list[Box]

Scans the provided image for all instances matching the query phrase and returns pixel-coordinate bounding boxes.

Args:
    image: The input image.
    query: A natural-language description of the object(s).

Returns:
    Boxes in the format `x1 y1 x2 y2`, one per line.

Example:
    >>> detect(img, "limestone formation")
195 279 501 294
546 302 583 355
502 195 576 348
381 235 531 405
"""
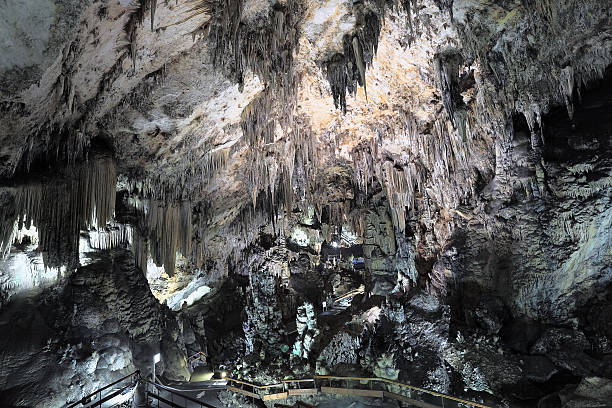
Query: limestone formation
0 0 611 407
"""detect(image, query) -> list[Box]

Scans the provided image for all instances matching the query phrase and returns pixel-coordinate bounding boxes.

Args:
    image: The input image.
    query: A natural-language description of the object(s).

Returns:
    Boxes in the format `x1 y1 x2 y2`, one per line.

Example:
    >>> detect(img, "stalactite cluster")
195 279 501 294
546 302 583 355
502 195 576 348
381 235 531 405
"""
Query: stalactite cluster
0 193 18 259
147 200 192 276
445 0 612 140
322 0 424 112
241 88 316 217
87 224 133 251
19 38 89 175
400 0 421 41
111 0 483 288
124 0 158 66
324 7 382 113
129 144 232 204
126 197 192 276
434 51 466 129
228 0 317 222
115 0 309 214
0 155 117 268
201 0 304 88
16 0 159 177
349 108 483 236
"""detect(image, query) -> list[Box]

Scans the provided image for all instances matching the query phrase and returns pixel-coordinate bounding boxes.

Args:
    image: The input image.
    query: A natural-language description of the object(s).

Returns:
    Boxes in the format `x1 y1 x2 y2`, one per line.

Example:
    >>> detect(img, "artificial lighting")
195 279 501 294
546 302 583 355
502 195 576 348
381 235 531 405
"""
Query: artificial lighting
220 371 227 378
152 353 161 383
331 241 338 248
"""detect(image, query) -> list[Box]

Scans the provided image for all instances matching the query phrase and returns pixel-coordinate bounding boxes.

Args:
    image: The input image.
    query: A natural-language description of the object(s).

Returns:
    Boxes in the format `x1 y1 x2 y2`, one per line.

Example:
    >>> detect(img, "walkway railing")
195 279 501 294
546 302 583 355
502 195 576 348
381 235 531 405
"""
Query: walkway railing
143 378 217 408
187 351 208 365
315 375 490 408
65 370 140 408
333 285 365 304
226 375 491 408
64 369 491 408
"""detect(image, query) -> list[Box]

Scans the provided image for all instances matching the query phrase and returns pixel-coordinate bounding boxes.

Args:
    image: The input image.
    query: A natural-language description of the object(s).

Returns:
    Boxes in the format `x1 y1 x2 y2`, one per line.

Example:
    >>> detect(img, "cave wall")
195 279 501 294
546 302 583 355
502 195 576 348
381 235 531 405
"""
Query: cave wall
0 0 611 407
0 247 191 407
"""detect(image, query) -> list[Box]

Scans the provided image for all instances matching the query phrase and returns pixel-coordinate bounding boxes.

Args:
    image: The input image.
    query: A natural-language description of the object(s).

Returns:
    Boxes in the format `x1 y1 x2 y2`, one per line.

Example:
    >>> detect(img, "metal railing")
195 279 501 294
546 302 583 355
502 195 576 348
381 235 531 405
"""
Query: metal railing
187 351 208 365
63 367 491 408
226 375 491 408
226 377 318 401
333 285 365 303
315 375 490 408
144 378 218 408
65 371 140 408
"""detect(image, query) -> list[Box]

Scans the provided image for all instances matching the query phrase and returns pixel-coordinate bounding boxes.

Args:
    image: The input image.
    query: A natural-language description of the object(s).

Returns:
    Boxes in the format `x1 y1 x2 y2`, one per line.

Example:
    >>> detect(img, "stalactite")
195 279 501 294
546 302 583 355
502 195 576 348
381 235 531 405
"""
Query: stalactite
151 0 157 30
353 37 368 101
132 230 149 272
401 0 420 41
88 224 133 250
199 145 231 185
434 51 465 128
126 197 193 276
559 66 575 120
121 0 157 67
325 54 350 113
240 83 316 220
324 8 381 112
382 161 410 232
0 197 17 259
0 155 117 268
322 0 424 112
149 199 192 275
200 0 303 87
347 106 480 234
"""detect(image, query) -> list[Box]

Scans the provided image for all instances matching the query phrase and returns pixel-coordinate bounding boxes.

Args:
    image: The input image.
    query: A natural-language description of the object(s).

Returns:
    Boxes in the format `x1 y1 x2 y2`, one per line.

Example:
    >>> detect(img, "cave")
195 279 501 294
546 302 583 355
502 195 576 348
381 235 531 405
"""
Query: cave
0 1 611 407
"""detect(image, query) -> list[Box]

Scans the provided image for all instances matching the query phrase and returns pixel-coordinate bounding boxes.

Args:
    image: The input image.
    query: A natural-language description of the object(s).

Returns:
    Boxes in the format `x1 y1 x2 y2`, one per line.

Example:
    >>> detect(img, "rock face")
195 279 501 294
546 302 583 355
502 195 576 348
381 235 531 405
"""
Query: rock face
0 0 611 407
0 248 189 407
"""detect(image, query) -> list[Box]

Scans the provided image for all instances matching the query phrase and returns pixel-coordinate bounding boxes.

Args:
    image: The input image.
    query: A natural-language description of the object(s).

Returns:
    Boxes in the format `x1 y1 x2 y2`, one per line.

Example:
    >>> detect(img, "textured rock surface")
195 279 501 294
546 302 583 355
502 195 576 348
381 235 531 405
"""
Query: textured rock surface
0 0 611 407
0 248 189 407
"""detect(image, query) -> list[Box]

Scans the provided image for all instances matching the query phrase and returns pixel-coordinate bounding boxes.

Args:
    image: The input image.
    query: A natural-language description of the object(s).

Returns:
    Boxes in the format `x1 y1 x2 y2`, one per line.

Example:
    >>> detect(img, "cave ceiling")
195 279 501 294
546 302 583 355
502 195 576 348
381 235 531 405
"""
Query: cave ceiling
0 0 611 406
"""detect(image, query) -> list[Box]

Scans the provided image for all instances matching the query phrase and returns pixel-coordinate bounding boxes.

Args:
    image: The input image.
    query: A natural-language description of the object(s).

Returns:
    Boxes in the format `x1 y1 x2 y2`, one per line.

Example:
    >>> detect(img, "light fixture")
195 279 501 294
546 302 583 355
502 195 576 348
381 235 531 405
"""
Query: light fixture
153 353 161 383
331 241 338 248
220 371 227 379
